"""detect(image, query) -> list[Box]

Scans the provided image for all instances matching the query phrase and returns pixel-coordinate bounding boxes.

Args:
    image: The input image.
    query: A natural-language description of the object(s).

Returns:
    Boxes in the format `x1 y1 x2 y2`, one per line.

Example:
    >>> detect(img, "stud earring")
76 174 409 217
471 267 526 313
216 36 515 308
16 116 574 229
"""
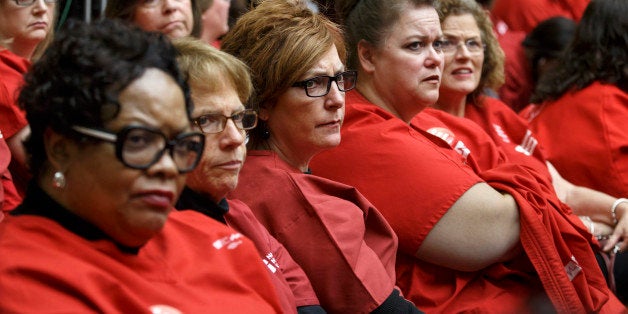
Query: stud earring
52 171 66 189
262 129 271 139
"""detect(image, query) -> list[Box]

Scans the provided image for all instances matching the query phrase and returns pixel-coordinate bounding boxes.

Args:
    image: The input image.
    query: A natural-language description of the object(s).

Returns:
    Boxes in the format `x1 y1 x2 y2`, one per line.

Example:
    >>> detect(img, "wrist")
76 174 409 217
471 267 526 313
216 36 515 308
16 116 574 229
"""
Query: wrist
610 198 628 225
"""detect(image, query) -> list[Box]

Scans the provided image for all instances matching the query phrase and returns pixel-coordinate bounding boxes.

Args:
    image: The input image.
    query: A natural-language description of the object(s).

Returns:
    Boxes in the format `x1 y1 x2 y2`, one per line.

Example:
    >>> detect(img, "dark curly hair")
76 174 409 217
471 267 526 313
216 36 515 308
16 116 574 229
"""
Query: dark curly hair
18 18 193 177
531 0 628 103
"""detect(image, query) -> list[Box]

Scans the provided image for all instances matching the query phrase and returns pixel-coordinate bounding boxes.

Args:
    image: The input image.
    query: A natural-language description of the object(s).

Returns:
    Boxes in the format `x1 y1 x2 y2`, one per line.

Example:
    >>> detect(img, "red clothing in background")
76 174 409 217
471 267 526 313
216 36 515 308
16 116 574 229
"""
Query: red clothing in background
526 82 628 198
0 131 19 215
310 90 623 313
0 49 31 197
0 194 282 313
490 0 590 33
230 150 399 313
0 49 29 142
0 83 21 213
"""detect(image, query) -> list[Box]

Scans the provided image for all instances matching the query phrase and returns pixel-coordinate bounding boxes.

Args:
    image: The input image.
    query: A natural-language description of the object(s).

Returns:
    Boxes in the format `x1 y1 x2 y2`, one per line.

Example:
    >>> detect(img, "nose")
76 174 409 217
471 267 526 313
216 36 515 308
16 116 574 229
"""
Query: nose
324 81 345 110
220 119 246 148
425 44 444 68
149 147 181 177
32 0 48 11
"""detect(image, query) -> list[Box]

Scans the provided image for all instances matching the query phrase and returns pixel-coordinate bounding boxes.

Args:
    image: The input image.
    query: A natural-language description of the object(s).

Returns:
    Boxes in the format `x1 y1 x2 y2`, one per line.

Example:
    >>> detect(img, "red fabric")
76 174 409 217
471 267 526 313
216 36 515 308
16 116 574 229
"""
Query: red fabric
230 150 399 313
527 82 628 198
465 97 550 178
0 132 20 215
310 90 624 312
490 0 590 33
0 49 29 139
0 210 283 313
226 199 320 312
0 83 22 213
0 49 31 198
416 108 624 312
495 25 533 112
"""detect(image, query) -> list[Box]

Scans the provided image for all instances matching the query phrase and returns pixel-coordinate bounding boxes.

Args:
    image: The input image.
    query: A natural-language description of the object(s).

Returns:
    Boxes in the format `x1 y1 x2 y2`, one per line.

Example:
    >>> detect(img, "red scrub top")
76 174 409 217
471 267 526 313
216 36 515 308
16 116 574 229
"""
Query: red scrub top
526 82 628 198
230 150 400 313
0 185 283 313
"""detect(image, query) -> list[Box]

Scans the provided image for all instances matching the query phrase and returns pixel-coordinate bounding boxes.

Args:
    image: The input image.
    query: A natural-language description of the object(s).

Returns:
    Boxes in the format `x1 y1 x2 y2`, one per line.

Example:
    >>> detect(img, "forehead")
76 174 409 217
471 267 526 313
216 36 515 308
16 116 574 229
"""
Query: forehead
191 83 243 116
442 13 481 37
390 5 441 36
111 68 188 131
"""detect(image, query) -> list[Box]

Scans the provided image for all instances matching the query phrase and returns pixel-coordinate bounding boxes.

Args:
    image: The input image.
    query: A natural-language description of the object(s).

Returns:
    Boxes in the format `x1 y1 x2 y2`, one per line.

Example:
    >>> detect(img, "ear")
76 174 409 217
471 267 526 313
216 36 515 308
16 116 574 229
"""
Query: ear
44 128 76 171
357 39 376 74
258 106 270 121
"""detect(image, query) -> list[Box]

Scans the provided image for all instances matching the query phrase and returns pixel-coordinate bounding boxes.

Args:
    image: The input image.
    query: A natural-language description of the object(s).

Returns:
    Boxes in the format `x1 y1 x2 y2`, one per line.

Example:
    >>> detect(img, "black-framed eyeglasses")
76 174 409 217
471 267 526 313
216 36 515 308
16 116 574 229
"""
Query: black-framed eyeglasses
292 70 357 97
13 0 57 6
440 38 485 54
71 125 205 173
192 109 258 134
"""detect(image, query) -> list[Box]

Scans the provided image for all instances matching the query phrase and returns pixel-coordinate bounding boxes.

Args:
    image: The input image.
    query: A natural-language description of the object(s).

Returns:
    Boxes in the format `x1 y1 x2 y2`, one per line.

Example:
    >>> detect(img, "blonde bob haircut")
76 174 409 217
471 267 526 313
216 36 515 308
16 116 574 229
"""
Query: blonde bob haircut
221 0 346 149
173 37 252 106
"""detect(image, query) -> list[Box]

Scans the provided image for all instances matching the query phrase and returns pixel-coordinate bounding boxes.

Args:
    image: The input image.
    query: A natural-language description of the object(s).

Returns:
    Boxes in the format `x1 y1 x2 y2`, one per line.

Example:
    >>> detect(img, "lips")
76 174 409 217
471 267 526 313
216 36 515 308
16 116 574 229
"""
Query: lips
317 119 341 128
135 190 175 209
451 68 473 75
423 75 440 82
216 160 242 170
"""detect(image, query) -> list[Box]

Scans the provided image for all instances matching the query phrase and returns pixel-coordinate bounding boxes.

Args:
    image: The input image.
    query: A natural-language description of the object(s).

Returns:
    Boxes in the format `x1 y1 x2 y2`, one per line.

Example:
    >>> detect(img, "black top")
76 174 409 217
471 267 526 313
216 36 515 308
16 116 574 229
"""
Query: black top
175 187 228 224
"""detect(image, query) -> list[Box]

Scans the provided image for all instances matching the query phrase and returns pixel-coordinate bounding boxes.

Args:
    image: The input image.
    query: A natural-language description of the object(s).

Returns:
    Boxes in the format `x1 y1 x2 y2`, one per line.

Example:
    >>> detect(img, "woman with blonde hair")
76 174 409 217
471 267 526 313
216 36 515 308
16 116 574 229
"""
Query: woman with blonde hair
0 0 58 210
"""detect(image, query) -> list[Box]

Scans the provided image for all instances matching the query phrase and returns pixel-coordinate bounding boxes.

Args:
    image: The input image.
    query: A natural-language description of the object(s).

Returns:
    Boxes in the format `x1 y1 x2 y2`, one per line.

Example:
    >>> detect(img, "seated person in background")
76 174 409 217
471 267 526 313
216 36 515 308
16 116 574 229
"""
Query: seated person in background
499 16 576 112
198 0 230 47
222 1 421 313
490 0 589 33
105 0 201 39
431 0 628 303
0 19 282 313
0 0 58 202
310 0 625 311
526 0 628 202
173 37 325 314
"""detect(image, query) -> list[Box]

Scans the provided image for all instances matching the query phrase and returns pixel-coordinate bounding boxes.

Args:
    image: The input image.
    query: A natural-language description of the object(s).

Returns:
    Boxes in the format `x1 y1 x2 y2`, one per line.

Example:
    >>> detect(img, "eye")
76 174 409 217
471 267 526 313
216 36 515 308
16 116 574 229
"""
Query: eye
304 77 325 89
196 114 222 128
433 40 445 52
125 129 160 151
467 39 483 49
406 41 426 51
141 0 159 5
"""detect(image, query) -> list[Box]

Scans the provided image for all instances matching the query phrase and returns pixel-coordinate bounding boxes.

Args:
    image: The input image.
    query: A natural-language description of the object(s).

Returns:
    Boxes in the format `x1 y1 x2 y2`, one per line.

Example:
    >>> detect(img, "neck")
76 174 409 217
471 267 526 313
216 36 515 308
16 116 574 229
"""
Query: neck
7 39 38 60
356 78 424 124
267 138 311 173
434 92 467 117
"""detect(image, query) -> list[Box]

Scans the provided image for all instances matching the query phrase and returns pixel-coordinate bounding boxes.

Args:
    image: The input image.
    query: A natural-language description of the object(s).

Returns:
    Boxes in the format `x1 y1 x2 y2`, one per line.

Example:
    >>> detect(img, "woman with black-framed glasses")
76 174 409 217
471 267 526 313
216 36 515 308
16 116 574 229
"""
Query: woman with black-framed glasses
223 1 420 313
0 19 283 313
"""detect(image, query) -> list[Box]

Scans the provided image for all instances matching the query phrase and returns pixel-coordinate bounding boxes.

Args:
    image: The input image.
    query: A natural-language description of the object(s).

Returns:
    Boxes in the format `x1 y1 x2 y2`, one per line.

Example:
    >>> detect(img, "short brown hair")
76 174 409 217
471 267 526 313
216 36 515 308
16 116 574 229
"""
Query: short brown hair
221 0 345 149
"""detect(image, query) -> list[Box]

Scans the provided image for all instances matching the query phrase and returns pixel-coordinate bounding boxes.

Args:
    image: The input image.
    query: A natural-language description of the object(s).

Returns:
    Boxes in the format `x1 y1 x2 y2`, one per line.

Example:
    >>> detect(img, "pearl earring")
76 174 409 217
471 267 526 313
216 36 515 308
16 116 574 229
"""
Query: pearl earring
52 171 66 189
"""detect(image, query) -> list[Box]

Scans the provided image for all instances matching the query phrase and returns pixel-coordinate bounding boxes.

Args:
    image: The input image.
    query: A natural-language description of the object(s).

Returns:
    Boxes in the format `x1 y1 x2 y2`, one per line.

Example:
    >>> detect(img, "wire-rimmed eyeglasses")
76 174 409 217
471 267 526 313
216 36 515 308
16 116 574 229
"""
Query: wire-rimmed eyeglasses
292 70 358 97
192 109 258 134
440 38 486 54
72 125 205 173
13 0 57 6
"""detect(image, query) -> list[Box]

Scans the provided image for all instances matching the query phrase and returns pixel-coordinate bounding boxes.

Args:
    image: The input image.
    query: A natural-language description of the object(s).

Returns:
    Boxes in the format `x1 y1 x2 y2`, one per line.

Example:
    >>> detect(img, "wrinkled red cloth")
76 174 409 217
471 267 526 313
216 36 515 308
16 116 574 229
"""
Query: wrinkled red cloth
231 150 400 313
310 90 624 312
